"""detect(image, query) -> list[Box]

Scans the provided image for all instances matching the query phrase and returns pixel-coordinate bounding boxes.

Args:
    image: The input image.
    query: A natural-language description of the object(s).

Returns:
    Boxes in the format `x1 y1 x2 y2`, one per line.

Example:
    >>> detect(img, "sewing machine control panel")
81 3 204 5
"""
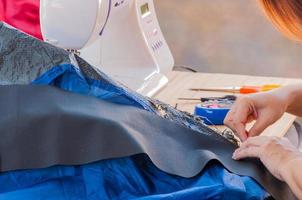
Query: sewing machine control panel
136 0 173 76
140 2 164 52
138 1 165 53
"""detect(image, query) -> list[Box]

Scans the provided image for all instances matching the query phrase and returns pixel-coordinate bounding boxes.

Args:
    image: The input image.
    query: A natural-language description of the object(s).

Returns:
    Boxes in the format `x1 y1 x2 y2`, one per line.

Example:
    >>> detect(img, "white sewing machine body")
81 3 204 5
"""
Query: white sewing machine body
40 0 174 97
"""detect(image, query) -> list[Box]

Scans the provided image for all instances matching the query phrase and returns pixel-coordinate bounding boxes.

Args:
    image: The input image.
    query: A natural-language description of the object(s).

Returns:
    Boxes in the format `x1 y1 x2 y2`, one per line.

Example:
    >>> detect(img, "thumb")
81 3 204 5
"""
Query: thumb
248 115 272 137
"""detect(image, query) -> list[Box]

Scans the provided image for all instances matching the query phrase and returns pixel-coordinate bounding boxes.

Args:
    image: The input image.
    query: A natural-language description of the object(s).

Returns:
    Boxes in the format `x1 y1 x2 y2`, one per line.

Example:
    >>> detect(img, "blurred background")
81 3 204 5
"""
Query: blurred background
154 0 302 78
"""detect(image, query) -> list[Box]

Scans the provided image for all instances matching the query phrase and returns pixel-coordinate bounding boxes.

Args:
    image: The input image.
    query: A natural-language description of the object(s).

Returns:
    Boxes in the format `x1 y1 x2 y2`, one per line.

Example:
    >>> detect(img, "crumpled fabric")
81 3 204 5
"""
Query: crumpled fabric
0 156 268 200
0 22 270 199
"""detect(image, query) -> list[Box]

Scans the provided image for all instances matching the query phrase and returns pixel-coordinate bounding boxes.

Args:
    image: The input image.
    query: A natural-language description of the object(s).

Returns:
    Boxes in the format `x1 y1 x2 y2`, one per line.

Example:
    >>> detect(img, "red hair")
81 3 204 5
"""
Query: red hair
258 0 302 41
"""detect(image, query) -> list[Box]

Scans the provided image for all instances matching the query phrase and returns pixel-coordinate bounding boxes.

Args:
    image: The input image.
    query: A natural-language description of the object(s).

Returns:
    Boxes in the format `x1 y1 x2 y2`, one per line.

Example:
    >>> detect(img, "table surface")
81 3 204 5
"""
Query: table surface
154 71 302 137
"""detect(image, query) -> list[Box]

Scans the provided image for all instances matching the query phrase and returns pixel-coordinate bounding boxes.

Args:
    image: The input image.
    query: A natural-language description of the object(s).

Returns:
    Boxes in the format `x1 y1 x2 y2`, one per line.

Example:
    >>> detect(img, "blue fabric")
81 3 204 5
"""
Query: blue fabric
0 64 269 200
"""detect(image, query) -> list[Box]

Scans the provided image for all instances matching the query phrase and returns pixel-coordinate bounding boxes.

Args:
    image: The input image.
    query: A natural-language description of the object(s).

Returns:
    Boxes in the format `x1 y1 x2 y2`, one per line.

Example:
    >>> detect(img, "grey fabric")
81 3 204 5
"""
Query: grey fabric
0 23 71 85
0 85 296 200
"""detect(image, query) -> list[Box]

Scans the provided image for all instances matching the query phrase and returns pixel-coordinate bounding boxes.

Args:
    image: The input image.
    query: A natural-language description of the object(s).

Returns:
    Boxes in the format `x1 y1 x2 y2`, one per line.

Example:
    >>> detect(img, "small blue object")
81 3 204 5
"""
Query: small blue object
194 96 236 125
194 105 230 125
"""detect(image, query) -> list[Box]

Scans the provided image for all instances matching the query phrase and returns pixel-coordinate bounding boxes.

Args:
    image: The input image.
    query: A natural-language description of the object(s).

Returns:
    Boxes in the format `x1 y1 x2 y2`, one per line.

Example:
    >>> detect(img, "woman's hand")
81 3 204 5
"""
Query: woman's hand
224 91 288 141
232 136 302 181
233 136 302 199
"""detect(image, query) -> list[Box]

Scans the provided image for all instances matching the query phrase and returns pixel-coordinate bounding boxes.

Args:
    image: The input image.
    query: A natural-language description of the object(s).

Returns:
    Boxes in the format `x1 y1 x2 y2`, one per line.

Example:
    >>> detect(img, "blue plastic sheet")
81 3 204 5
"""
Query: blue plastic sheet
0 64 269 199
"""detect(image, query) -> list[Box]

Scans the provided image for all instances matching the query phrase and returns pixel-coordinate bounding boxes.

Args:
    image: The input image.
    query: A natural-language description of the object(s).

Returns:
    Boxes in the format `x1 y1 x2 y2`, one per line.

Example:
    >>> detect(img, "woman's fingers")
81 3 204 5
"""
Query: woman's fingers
232 146 261 160
224 112 247 141
248 112 273 137
232 136 302 182
233 136 270 160
233 123 248 141
239 136 269 149
224 94 283 141
224 97 254 141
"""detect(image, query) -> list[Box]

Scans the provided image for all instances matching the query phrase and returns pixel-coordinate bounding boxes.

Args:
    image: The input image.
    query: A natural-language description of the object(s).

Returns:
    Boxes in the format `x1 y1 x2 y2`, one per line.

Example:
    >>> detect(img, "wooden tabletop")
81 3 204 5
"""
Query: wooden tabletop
154 71 302 137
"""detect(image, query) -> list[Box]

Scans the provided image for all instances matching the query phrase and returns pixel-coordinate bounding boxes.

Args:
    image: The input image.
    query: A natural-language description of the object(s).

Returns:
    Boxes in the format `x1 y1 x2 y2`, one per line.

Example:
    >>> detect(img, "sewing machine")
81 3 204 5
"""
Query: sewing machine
40 0 174 97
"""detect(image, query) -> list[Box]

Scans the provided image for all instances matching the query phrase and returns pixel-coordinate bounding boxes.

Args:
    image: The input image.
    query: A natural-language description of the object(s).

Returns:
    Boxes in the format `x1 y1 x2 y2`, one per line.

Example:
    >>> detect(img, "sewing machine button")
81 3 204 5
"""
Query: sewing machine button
153 29 158 36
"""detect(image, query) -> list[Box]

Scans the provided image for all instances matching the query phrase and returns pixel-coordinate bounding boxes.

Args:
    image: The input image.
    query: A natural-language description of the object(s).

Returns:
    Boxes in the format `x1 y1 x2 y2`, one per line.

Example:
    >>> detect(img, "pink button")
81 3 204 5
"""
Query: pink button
152 29 158 35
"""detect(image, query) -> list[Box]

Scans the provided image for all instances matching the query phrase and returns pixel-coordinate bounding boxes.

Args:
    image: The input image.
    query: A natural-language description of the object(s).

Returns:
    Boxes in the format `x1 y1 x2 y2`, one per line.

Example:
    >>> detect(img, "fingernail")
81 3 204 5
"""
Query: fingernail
232 152 237 160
